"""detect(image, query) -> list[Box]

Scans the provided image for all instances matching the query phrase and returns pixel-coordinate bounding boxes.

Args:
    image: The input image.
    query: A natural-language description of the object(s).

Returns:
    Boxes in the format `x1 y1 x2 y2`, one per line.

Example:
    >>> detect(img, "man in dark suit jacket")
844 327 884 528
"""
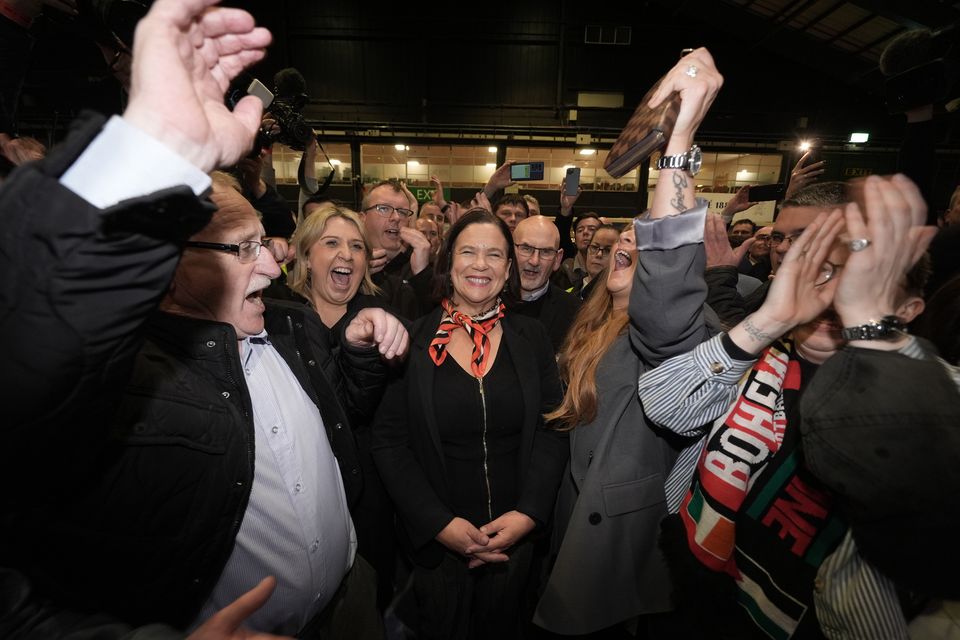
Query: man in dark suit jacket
511 216 581 353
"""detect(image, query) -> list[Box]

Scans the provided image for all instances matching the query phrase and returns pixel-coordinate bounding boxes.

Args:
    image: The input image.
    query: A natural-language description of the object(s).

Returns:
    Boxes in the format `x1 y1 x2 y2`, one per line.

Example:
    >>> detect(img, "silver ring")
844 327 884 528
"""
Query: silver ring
848 238 871 252
685 65 698 78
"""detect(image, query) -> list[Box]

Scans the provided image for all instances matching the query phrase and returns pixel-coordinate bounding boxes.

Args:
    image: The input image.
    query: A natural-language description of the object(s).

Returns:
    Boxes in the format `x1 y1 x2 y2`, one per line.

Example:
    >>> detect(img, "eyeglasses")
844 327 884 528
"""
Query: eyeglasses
365 203 415 219
815 260 844 287
769 230 805 246
587 244 613 257
515 243 558 259
184 238 285 264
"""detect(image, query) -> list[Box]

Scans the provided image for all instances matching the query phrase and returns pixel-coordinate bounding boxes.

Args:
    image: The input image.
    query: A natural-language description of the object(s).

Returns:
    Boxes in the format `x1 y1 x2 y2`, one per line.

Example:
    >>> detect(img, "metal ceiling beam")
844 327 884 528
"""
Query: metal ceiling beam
826 11 879 44
749 0 822 50
796 0 846 31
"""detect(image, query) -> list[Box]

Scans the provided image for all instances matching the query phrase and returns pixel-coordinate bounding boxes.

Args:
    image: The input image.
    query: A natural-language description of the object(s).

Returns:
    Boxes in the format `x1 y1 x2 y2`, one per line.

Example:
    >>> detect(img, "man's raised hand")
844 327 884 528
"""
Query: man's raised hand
123 0 272 172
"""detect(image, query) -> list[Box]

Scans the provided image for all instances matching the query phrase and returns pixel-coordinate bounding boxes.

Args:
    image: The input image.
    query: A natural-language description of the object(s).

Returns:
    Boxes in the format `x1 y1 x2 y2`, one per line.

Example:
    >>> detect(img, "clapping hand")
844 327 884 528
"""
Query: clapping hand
704 212 753 269
399 226 432 276
833 174 937 342
729 209 845 353
784 150 825 200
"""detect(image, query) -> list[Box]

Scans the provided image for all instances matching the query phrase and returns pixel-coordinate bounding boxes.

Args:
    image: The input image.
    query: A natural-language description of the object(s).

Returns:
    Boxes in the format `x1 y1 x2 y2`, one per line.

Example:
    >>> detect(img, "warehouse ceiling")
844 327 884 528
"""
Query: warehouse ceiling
13 0 960 146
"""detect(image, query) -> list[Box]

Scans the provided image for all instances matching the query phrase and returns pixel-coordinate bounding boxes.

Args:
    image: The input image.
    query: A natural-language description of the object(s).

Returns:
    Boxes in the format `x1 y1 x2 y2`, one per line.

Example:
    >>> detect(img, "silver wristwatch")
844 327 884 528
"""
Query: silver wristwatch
656 145 702 176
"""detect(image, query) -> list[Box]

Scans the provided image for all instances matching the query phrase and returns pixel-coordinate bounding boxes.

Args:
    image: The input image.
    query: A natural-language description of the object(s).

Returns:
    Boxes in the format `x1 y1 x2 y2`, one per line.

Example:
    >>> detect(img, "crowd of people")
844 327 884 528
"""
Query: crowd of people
2 1 960 639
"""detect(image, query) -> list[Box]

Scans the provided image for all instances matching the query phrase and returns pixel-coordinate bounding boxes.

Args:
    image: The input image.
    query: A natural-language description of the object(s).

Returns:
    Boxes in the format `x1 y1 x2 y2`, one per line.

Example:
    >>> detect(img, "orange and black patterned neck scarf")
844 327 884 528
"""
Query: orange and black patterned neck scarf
429 297 505 377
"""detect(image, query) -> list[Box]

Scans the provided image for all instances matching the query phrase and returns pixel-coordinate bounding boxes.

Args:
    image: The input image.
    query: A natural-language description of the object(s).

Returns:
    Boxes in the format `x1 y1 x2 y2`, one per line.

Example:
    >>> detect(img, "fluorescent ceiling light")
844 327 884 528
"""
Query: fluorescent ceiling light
488 146 497 153
579 148 596 155
849 132 869 143
798 140 812 152
485 162 496 167
395 144 409 151
407 160 419 166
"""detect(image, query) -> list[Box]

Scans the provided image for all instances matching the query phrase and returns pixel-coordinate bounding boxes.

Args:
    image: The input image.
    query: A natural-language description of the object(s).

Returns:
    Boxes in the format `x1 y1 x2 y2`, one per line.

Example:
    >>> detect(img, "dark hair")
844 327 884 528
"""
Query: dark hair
906 252 933 297
574 212 602 231
780 182 849 209
730 218 756 232
432 209 521 307
917 273 960 365
302 191 332 215
361 180 404 211
591 223 621 237
492 194 530 217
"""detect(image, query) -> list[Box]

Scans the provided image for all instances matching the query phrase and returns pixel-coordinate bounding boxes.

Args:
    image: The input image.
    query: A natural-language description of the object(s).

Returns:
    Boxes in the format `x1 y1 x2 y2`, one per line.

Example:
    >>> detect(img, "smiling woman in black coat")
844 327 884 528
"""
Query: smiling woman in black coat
372 209 568 640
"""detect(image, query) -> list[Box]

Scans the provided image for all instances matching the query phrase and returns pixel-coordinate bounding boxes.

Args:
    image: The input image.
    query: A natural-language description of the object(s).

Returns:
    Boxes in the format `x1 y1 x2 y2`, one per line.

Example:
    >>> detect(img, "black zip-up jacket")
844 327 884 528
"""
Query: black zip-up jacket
0 113 386 637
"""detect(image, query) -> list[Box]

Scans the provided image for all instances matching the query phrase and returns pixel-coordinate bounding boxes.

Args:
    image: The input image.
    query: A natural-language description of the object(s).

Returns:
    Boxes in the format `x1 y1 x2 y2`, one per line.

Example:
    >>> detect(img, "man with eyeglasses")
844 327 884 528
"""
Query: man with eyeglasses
361 180 434 318
512 216 582 352
737 225 773 281
0 1 405 635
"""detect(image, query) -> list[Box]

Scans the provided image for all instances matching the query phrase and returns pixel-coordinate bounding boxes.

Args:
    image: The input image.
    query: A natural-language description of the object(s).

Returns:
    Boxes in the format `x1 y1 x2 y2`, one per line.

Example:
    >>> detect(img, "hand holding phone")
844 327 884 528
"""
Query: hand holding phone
564 167 581 196
510 162 545 181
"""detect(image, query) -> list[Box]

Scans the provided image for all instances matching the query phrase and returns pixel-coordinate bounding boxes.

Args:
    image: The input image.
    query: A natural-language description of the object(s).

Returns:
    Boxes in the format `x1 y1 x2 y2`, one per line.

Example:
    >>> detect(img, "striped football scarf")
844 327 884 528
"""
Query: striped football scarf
429 297 505 377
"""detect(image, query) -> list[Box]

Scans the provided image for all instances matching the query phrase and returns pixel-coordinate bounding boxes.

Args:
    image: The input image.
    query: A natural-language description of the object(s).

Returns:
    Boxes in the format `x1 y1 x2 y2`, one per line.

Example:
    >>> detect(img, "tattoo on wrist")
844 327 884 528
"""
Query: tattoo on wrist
670 170 688 213
742 315 776 344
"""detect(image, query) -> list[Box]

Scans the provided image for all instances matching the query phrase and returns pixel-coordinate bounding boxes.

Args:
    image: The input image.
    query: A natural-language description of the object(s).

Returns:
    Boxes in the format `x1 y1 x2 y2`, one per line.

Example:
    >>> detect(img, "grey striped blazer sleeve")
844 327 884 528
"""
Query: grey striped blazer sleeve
637 332 755 433
636 333 756 512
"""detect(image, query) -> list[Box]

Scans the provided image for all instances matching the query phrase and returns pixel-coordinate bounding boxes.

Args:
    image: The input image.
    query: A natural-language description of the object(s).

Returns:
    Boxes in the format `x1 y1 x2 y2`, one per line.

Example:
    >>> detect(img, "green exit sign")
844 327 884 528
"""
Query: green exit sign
411 186 451 203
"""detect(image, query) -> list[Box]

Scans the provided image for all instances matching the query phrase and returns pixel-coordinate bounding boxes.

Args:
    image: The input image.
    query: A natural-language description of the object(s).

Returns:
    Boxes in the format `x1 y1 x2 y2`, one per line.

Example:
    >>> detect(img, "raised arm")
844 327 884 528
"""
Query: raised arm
2 0 270 428
628 48 722 365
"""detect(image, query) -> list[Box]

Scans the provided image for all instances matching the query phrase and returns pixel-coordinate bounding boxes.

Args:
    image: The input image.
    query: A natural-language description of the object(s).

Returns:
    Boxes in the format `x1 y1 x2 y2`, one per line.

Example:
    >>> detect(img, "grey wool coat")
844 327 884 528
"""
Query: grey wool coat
534 203 714 635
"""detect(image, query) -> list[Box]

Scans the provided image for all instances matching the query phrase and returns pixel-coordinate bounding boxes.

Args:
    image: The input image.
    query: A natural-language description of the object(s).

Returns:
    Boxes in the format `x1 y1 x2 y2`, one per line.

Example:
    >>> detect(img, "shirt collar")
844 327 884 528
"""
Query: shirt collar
240 329 270 362
521 281 550 302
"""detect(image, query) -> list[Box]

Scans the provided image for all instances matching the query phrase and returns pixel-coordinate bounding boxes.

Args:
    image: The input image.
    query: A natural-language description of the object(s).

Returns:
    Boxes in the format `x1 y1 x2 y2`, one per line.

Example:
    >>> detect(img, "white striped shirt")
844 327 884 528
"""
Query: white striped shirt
190 333 356 635
637 333 958 639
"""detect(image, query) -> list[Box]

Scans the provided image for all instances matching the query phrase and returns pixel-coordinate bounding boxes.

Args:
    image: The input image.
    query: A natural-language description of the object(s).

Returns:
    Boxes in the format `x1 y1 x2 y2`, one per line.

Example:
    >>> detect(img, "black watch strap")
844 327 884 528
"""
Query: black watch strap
840 315 904 341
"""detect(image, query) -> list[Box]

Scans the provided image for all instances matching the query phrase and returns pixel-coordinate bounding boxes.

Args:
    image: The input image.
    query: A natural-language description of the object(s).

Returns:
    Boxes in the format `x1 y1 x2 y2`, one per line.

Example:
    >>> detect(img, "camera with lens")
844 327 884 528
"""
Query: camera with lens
263 91 314 151
226 68 315 152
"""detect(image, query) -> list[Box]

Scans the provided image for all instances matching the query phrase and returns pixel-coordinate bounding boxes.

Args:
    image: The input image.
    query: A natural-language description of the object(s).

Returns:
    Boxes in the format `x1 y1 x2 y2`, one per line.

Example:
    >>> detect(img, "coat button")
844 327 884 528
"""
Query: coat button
221 391 230 398
588 512 602 525
206 340 216 348
710 361 725 374
308 359 316 367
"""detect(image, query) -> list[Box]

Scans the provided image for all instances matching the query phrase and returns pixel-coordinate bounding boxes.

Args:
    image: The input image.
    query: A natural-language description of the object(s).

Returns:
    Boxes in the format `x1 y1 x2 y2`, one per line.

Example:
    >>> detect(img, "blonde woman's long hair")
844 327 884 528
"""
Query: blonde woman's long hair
288 203 379 303
545 268 629 431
